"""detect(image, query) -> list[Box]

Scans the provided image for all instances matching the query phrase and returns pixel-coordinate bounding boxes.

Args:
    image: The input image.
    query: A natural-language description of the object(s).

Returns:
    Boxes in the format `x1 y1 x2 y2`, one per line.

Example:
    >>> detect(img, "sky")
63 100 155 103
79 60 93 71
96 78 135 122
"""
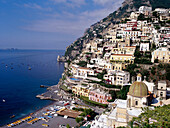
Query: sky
0 0 124 50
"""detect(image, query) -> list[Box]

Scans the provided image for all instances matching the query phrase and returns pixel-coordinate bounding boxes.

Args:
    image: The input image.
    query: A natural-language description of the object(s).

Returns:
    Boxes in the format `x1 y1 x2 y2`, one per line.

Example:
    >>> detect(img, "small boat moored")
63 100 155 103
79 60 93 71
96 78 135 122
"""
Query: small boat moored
10 115 15 118
28 67 32 70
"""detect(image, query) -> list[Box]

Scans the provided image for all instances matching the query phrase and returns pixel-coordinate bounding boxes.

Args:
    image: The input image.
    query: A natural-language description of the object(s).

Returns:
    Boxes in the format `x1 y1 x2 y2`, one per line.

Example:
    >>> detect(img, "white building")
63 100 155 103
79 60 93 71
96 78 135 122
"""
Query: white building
154 8 169 14
139 6 152 14
91 99 143 128
73 67 95 79
130 12 139 20
157 81 167 100
90 58 112 69
122 30 141 41
140 42 150 51
104 70 130 86
143 80 156 94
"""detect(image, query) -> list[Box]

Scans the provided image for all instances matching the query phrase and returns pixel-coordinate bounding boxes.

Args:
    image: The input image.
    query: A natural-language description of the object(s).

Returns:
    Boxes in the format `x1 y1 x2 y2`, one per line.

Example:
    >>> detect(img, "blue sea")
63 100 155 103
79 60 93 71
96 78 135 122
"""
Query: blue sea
0 49 65 126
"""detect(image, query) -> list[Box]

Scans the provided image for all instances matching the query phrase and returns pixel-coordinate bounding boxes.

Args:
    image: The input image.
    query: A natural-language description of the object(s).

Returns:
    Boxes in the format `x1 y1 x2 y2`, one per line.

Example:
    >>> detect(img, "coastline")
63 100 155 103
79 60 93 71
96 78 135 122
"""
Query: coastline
0 50 66 127
1 81 79 128
2 76 67 128
1 101 55 127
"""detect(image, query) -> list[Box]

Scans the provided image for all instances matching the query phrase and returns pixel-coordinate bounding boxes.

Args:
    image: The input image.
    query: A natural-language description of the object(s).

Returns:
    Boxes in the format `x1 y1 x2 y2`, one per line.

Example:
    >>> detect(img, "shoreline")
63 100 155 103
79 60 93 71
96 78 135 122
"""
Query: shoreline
1 96 56 127
1 82 79 128
1 83 61 127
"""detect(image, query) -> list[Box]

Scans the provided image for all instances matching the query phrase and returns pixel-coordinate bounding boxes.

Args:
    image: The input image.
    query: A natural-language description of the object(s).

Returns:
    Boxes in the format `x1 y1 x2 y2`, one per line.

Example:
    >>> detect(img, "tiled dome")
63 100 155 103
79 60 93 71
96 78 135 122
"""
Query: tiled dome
129 81 148 97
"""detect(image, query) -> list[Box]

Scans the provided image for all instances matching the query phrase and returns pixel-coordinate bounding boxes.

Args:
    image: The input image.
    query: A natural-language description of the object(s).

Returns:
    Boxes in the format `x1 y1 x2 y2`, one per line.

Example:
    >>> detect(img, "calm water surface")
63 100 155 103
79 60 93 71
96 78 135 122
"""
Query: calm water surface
0 50 65 126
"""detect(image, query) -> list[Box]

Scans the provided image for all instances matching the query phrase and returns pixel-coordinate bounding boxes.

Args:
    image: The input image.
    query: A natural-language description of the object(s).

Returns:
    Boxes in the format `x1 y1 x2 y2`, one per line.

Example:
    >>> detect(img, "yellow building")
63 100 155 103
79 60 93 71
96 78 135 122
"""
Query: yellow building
72 85 90 97
113 63 126 70
151 47 170 63
110 54 135 64
112 46 136 55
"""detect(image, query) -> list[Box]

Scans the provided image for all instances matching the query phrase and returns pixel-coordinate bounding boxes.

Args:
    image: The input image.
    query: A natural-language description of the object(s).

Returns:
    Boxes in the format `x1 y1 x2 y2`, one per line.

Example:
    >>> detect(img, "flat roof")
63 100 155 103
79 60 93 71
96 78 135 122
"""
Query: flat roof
57 109 82 118
79 67 90 70
111 54 133 56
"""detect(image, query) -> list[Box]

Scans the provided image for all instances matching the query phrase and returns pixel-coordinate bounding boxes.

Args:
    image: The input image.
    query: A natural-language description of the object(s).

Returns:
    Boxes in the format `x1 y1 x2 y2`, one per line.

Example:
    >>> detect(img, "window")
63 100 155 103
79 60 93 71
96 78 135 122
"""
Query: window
160 92 163 97
135 101 138 105
138 77 140 81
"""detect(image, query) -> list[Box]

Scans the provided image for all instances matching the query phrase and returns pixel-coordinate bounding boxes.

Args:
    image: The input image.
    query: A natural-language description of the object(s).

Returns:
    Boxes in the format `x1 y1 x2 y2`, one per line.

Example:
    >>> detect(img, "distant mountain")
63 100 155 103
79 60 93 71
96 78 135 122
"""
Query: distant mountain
64 0 170 60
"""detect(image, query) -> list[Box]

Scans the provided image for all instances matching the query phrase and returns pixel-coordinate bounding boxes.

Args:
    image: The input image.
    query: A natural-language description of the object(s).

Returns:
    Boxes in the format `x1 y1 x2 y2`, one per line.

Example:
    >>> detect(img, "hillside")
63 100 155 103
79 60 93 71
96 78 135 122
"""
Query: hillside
130 104 170 127
64 0 170 60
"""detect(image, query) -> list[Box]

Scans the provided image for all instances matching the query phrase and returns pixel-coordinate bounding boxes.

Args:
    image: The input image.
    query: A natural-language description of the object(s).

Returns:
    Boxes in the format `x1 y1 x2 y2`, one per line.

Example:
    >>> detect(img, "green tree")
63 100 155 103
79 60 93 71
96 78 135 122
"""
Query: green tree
66 124 70 128
154 59 159 63
75 117 84 123
152 11 159 18
131 105 170 127
151 67 156 75
151 43 156 51
138 13 145 21
134 50 142 58
109 90 117 101
117 85 130 100
77 61 87 67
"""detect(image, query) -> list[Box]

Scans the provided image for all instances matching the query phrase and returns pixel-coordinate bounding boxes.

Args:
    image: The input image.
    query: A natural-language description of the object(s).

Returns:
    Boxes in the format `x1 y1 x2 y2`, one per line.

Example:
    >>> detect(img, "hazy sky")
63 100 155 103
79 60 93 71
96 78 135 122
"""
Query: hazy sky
0 0 123 50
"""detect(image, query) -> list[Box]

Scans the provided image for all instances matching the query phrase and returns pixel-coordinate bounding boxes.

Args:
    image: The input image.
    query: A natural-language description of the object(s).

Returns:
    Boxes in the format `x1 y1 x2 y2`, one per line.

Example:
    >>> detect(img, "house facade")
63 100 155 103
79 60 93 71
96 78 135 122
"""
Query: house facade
104 70 130 86
110 54 135 64
72 85 90 97
151 47 170 63
89 89 112 104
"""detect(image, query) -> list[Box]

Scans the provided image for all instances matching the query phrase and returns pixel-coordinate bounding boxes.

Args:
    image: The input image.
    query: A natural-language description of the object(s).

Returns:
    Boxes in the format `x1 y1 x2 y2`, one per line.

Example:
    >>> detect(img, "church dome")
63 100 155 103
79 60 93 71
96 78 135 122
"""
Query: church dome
129 73 148 97
129 81 148 97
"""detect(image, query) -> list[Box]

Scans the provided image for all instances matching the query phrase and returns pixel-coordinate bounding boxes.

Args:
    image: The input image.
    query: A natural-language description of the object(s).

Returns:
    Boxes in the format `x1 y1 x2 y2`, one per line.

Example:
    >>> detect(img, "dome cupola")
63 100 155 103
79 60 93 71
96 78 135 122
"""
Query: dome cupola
128 73 148 97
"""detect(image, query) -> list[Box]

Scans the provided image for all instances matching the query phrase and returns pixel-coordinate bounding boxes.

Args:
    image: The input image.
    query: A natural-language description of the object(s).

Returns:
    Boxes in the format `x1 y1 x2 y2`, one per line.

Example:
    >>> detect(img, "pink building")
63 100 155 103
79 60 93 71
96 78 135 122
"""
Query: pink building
89 89 112 104
127 20 137 29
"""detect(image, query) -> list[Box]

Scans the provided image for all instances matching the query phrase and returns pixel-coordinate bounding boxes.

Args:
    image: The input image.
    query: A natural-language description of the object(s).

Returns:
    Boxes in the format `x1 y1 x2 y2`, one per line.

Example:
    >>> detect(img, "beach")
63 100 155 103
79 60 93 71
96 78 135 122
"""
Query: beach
2 81 105 128
2 100 78 128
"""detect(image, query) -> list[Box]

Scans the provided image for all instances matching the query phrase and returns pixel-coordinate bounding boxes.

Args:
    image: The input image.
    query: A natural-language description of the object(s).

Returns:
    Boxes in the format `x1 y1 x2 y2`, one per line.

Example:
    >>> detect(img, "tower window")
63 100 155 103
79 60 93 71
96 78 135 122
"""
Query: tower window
160 92 163 97
135 101 138 105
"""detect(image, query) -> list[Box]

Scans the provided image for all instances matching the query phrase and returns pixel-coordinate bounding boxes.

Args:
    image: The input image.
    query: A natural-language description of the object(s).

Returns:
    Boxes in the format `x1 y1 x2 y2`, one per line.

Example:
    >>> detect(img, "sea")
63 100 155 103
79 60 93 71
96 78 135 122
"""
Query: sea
0 49 65 126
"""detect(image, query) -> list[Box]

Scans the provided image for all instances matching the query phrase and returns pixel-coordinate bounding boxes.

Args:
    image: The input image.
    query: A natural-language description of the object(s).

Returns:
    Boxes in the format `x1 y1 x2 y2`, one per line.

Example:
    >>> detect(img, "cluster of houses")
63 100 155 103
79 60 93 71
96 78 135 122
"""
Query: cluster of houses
62 6 170 128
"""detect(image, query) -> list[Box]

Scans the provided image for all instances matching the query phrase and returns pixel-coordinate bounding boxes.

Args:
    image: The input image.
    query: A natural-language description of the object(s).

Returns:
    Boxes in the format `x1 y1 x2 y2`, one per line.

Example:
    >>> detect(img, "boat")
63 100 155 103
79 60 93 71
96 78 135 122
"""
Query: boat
10 115 15 118
40 85 49 88
28 67 32 70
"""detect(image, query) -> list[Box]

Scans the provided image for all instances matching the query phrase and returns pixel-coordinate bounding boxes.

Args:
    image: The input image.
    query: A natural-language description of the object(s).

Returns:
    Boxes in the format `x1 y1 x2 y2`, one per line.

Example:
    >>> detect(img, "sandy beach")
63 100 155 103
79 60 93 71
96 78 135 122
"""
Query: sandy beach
2 100 78 128
1 84 79 128
2 82 104 128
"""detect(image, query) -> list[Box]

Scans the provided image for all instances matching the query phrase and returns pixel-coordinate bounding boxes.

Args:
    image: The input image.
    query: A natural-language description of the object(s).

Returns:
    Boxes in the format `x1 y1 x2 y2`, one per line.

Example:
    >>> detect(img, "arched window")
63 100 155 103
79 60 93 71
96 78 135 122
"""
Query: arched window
160 92 163 97
135 100 138 105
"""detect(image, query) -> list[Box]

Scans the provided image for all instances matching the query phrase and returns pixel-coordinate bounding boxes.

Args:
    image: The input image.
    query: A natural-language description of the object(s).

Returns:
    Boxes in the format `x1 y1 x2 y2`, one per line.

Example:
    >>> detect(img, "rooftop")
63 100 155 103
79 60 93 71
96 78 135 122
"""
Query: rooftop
128 108 142 117
114 99 127 109
111 54 133 56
